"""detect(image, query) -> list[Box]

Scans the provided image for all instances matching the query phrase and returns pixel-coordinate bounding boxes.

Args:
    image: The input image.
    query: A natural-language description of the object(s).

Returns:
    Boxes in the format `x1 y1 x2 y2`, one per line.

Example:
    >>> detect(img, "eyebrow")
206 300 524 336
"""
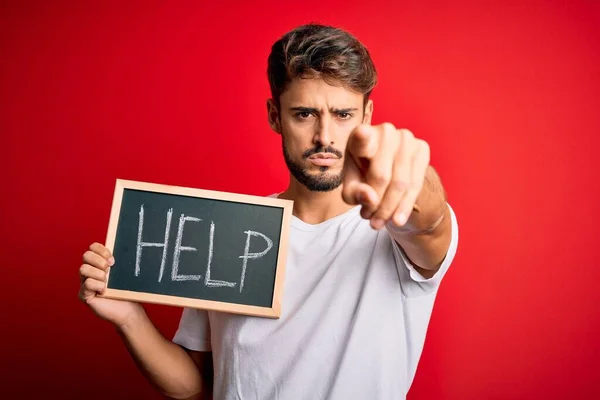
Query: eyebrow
289 106 359 113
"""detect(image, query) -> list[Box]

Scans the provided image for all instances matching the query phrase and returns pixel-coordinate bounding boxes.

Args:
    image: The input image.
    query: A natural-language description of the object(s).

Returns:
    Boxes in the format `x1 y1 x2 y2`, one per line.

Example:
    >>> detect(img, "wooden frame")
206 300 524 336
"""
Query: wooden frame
99 179 293 318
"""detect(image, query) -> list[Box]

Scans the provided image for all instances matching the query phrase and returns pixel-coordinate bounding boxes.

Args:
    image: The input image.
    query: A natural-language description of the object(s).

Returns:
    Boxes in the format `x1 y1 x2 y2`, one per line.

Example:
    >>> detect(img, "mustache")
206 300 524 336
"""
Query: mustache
303 146 343 159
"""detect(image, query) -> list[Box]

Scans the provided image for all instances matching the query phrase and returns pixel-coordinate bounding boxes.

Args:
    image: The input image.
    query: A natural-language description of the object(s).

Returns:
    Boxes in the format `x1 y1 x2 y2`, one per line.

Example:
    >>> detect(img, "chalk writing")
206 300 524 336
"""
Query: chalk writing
136 205 172 279
135 205 273 292
205 220 237 288
171 214 203 282
239 230 273 293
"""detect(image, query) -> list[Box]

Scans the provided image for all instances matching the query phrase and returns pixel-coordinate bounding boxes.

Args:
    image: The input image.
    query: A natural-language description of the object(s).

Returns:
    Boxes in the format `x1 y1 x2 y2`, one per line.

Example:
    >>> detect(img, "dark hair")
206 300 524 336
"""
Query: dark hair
267 23 378 107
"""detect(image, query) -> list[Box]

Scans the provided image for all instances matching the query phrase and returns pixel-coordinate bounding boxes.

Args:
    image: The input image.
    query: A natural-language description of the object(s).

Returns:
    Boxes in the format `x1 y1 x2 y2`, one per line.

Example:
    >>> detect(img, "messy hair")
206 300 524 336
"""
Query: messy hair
267 23 378 108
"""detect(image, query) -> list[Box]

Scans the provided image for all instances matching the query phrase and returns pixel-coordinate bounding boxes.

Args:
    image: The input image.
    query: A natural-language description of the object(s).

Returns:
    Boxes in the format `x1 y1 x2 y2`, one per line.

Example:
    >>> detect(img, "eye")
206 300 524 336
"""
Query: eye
295 111 313 120
337 112 353 119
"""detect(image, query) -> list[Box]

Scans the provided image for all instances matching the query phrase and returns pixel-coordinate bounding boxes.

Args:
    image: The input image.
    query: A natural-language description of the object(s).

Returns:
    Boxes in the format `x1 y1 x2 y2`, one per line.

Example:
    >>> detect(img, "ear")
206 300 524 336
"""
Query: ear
266 99 282 134
363 99 374 124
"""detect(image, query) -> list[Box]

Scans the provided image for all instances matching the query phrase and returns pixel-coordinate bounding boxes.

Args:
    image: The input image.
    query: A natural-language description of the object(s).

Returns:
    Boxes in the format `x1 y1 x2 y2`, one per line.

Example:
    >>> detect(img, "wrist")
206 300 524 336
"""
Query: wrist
388 203 447 235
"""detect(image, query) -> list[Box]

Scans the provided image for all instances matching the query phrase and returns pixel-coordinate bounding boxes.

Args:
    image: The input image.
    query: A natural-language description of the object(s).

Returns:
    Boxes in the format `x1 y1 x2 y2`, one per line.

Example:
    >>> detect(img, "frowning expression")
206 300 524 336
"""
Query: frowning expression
268 77 373 191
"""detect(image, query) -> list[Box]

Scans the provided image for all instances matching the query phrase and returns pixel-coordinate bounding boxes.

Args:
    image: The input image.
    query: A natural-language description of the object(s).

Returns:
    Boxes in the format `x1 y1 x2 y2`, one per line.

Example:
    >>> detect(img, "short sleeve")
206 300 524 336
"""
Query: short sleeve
172 307 212 352
391 203 459 297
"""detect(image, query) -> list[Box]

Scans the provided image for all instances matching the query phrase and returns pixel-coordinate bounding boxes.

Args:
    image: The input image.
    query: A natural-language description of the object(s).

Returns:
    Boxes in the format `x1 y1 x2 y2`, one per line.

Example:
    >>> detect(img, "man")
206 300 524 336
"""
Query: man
78 23 458 400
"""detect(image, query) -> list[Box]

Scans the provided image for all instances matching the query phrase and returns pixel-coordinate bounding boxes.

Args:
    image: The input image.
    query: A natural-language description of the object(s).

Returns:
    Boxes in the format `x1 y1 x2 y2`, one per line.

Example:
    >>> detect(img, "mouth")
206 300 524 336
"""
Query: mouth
307 153 339 167
308 153 338 160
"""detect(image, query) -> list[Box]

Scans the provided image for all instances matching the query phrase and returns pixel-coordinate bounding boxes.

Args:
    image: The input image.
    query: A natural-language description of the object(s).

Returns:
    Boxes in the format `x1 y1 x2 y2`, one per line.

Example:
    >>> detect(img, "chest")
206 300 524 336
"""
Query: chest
209 222 405 350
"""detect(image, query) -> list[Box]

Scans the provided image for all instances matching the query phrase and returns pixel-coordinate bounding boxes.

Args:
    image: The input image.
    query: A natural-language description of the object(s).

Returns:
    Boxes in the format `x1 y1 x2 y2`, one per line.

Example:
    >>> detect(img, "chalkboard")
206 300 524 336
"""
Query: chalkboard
100 179 293 318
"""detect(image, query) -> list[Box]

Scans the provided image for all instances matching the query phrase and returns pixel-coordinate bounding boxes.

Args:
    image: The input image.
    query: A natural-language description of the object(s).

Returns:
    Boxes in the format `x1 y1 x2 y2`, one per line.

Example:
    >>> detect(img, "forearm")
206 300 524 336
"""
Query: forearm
405 166 447 231
116 309 206 400
388 165 451 272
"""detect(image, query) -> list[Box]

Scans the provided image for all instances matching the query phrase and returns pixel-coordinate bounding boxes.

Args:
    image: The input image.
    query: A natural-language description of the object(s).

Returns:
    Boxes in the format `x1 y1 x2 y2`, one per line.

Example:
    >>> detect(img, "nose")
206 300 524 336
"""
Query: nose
313 116 334 147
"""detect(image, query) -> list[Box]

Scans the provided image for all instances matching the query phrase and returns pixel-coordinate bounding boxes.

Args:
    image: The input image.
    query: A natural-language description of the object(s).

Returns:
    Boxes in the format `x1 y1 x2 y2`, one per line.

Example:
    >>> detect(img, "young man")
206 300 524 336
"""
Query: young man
78 24 458 400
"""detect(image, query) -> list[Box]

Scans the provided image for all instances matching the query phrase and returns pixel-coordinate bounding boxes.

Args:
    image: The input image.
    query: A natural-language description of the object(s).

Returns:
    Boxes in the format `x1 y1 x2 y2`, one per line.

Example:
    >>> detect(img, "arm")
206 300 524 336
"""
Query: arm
116 308 213 400
386 165 452 278
342 124 454 278
78 243 213 399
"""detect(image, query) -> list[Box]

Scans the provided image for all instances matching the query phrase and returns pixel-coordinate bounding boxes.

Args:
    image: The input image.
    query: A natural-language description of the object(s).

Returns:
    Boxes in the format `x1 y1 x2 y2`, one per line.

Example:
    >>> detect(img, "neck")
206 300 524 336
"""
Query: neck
277 176 356 225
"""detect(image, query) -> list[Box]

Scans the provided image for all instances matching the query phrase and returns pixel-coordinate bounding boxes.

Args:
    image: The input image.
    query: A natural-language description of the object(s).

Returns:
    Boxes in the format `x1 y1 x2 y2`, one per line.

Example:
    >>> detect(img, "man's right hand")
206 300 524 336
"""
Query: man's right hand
78 242 143 329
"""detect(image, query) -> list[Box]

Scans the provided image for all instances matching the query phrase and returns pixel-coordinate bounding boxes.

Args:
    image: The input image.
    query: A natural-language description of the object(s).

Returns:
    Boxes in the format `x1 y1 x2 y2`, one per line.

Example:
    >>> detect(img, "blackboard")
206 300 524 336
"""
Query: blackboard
100 179 293 318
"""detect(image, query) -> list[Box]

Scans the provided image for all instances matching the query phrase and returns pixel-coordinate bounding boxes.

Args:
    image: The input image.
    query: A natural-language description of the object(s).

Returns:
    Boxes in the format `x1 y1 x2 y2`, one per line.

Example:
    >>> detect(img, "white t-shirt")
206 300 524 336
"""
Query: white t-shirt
173 200 459 400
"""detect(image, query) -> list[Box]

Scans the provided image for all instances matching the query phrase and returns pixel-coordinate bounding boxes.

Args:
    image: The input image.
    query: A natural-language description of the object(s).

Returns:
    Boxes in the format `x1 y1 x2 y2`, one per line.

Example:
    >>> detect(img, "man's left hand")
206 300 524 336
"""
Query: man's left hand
342 123 431 230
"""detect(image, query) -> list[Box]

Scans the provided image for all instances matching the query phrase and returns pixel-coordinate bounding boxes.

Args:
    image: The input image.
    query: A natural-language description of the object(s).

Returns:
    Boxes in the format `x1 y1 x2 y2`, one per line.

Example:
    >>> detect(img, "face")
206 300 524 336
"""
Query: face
267 77 373 192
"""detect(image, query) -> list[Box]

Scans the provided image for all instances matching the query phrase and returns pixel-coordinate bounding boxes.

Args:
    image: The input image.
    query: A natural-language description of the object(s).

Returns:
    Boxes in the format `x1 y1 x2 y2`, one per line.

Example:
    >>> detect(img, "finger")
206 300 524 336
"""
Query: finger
364 124 399 205
346 124 380 160
79 263 107 284
342 154 379 217
83 250 112 271
369 128 411 229
79 277 106 303
89 242 114 265
393 139 430 226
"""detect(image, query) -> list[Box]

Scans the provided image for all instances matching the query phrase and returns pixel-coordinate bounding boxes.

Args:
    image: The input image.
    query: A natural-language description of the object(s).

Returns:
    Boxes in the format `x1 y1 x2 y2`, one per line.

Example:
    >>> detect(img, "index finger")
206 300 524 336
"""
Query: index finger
341 154 380 217
347 124 379 160
89 242 114 265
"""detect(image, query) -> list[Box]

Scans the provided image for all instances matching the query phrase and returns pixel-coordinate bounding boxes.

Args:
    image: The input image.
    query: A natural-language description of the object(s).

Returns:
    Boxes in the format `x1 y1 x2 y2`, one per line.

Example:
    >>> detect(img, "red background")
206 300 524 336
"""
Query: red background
1 1 599 399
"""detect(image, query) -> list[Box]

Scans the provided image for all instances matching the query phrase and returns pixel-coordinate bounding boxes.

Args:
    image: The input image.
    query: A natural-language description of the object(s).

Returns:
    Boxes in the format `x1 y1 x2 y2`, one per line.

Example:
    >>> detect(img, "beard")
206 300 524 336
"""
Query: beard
282 138 344 192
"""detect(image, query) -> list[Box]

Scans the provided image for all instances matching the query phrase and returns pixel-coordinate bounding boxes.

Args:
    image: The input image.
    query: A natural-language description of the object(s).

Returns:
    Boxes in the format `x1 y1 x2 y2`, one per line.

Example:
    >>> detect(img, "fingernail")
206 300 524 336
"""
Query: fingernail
371 218 385 230
396 212 408 226
108 257 115 266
